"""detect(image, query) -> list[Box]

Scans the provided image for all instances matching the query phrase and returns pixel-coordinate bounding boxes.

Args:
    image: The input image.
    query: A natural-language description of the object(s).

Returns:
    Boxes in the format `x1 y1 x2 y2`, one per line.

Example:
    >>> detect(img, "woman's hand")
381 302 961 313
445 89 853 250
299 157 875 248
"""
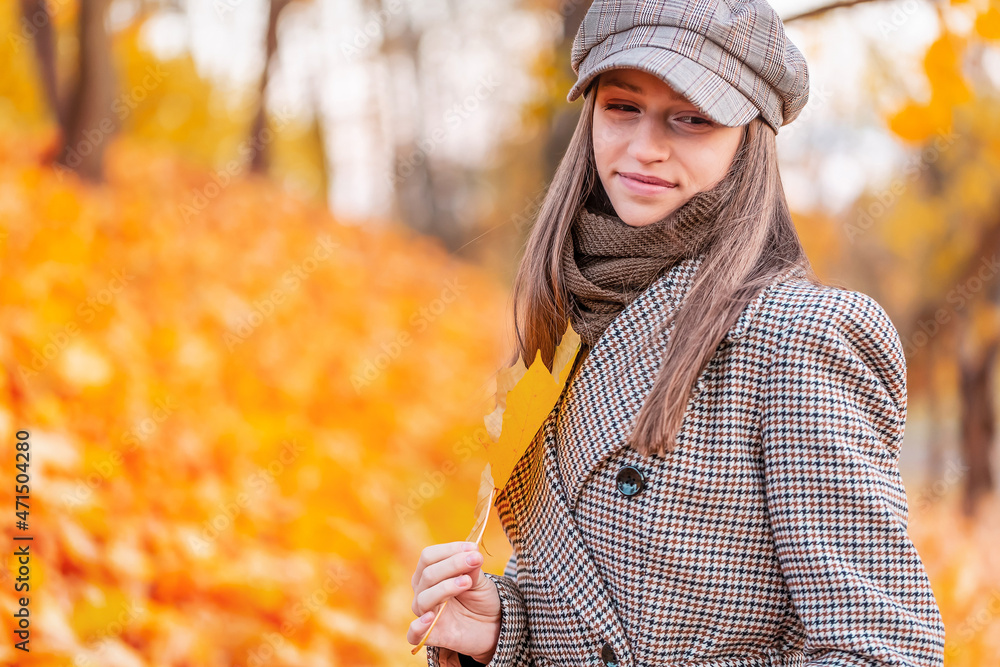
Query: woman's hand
408 541 501 664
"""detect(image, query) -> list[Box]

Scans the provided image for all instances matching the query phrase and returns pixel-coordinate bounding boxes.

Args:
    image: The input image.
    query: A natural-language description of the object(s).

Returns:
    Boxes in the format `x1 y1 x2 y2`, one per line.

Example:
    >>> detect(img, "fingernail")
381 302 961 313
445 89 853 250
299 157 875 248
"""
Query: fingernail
463 542 477 551
420 610 434 622
466 552 482 566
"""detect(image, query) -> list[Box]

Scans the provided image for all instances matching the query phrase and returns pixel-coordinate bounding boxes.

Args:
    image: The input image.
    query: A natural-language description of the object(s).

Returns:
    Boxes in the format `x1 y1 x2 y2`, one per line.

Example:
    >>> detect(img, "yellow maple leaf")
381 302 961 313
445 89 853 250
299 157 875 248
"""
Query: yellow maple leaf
412 319 581 655
484 319 581 491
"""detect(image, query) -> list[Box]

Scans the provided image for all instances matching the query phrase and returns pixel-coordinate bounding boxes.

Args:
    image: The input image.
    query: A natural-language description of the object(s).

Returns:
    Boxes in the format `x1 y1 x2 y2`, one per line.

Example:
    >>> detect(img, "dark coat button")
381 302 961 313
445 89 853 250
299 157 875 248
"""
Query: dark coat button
615 465 645 496
601 641 619 666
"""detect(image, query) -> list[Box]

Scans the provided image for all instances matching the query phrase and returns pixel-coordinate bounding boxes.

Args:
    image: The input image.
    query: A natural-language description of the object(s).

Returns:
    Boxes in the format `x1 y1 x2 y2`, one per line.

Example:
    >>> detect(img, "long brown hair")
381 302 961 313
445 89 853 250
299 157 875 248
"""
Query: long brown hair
506 73 819 457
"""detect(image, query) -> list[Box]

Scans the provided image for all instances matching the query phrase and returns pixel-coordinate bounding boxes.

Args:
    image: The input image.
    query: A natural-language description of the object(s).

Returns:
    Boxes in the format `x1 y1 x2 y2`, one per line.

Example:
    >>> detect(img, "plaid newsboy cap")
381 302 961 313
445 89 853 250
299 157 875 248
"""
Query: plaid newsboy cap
567 0 810 134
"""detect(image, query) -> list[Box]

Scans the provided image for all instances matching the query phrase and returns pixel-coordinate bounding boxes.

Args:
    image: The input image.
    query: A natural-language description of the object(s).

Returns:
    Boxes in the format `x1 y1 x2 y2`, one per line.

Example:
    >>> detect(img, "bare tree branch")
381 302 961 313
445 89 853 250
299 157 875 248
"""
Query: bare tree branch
784 0 892 23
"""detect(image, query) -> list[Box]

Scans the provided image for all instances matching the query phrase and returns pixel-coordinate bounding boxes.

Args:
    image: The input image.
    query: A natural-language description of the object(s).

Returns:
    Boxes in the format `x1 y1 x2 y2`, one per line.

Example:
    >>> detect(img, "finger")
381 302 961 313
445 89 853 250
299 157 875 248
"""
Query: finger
406 609 437 645
412 547 484 615
413 570 475 617
412 541 479 590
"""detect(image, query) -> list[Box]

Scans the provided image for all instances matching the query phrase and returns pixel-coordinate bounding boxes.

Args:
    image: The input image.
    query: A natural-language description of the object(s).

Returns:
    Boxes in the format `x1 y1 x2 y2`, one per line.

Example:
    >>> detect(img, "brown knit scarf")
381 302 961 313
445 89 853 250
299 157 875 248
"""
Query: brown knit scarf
561 185 725 349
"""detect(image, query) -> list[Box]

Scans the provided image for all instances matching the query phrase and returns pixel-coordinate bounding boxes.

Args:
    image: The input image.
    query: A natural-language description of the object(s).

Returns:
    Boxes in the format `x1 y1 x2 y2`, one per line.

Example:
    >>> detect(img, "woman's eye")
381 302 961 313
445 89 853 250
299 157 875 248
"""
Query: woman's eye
601 104 711 127
603 103 638 113
678 115 711 126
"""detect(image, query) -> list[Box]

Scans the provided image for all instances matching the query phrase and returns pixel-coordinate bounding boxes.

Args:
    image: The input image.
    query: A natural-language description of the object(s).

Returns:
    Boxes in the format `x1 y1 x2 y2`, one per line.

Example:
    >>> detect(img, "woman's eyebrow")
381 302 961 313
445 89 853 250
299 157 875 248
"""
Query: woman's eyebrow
601 77 686 102
602 77 644 94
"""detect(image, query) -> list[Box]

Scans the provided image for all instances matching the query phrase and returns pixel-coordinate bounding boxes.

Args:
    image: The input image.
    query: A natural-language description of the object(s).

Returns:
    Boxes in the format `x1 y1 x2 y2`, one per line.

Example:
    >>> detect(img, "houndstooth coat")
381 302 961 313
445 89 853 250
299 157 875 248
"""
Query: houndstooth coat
426 254 945 667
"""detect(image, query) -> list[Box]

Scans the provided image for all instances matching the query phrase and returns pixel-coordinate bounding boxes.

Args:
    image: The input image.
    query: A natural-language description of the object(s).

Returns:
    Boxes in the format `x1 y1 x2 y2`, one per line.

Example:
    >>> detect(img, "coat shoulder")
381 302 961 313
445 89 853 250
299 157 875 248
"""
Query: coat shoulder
750 273 907 415
753 273 899 338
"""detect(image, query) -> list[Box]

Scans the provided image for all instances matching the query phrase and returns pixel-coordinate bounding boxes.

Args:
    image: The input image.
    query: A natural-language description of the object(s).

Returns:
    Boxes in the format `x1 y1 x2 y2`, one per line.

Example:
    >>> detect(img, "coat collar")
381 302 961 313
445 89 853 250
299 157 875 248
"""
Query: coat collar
554 253 806 514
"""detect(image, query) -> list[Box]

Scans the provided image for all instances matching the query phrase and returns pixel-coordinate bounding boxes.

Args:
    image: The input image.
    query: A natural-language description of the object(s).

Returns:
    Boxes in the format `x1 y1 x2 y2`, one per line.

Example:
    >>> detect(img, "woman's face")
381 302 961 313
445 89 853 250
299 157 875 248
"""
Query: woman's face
591 68 746 227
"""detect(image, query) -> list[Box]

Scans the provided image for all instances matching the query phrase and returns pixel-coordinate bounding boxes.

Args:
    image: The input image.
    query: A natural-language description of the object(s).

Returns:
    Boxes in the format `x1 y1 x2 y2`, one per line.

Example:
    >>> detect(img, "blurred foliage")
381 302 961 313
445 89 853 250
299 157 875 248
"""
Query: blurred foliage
885 0 1000 143
911 490 1000 665
0 130 510 664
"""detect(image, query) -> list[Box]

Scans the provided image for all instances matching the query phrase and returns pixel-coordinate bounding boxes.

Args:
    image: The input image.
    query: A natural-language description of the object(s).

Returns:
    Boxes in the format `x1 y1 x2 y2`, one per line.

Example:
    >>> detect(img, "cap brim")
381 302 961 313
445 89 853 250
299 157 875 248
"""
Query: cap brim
567 45 759 128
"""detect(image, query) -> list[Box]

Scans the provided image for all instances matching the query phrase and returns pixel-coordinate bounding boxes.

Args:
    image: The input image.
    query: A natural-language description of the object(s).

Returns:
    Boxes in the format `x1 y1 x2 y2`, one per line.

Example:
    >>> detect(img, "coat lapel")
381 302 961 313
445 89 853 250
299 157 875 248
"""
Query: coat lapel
556 255 807 515
555 253 705 516
504 403 635 664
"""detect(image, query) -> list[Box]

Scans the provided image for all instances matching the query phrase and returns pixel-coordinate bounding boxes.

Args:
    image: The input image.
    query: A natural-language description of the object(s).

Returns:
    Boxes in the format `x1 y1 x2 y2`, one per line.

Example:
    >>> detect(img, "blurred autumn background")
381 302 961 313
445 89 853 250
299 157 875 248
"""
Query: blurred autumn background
0 0 999 664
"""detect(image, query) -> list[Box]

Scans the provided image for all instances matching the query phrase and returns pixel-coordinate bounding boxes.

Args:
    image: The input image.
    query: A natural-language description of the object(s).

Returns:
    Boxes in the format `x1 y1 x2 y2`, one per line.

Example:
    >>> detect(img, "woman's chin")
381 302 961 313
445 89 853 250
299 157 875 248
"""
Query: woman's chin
610 200 681 228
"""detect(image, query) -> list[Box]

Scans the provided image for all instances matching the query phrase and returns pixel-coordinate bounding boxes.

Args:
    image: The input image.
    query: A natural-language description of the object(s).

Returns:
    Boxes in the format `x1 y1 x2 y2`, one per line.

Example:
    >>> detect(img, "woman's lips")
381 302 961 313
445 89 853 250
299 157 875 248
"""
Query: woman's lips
617 172 677 196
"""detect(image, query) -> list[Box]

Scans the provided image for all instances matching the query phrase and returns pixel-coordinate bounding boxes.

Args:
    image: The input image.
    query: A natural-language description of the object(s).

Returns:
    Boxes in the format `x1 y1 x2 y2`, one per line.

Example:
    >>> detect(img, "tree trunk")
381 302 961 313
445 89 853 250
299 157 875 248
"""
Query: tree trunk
957 316 997 517
20 0 65 135
57 0 115 182
918 343 946 495
383 14 460 249
248 0 293 174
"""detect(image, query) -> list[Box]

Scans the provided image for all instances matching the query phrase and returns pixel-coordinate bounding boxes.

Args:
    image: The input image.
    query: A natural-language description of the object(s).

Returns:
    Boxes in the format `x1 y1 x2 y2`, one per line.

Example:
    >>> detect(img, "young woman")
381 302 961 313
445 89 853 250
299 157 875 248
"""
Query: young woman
408 1 946 665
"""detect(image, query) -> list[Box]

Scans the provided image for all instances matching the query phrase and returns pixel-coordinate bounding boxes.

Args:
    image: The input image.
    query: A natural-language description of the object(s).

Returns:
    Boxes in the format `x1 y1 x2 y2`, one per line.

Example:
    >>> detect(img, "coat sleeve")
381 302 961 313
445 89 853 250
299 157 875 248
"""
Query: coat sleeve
426 551 535 667
760 290 946 667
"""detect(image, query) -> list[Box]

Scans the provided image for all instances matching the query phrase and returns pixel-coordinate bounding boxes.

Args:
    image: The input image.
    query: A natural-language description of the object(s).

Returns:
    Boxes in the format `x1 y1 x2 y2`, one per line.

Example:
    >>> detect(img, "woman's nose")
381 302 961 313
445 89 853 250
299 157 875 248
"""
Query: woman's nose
627 117 671 163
